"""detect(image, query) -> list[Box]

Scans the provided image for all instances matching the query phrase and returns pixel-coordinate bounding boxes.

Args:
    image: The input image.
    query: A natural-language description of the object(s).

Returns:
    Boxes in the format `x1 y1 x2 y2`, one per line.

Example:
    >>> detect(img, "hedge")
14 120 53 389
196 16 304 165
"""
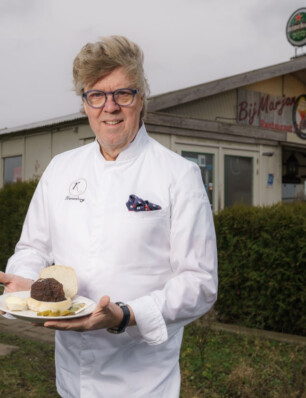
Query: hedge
0 180 38 272
0 181 305 335
214 203 306 336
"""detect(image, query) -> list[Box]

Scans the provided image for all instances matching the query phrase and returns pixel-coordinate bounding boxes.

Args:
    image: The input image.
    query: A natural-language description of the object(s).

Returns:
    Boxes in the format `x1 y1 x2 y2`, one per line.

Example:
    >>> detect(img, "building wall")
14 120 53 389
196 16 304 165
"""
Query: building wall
0 124 95 186
246 74 305 97
162 90 237 123
170 135 282 211
149 132 171 148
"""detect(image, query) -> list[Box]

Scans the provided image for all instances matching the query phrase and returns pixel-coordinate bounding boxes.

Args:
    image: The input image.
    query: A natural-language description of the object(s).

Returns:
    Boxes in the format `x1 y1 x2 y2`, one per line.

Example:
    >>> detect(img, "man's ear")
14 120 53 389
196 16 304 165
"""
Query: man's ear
83 103 88 116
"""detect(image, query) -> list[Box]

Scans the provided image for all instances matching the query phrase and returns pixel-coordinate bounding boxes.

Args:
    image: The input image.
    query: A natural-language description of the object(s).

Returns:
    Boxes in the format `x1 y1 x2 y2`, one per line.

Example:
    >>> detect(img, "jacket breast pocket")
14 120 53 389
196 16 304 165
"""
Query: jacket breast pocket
99 207 171 270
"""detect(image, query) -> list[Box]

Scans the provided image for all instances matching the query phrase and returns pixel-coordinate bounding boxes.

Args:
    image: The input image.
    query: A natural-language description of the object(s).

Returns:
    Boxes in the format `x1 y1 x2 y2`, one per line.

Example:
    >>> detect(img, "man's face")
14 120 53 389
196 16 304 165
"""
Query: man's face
83 67 144 160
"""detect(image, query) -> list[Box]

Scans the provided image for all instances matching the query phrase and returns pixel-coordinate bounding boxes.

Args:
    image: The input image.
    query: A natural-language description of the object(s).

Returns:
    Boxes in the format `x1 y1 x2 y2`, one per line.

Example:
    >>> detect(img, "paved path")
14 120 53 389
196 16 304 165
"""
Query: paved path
208 321 306 346
0 315 55 356
0 316 55 343
0 342 19 356
1 314 305 356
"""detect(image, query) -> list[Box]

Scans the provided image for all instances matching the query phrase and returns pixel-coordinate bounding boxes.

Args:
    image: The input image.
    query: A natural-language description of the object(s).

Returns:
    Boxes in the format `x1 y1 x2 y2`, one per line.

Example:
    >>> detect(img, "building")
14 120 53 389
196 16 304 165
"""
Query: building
1 56 306 211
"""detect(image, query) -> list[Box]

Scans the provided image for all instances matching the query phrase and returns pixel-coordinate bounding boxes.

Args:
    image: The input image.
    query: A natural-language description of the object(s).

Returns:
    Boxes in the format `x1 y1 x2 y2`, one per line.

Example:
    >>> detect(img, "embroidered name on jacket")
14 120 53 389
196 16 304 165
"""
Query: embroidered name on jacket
65 196 85 203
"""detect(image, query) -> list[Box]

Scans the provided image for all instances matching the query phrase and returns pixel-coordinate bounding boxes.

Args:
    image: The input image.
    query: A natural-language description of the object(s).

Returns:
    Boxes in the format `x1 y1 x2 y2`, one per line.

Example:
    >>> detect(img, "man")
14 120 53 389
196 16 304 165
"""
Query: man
0 35 218 397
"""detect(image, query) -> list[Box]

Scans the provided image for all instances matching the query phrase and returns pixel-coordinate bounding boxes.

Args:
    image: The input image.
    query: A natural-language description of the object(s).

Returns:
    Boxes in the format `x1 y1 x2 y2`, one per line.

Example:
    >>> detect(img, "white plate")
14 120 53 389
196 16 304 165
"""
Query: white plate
0 291 96 323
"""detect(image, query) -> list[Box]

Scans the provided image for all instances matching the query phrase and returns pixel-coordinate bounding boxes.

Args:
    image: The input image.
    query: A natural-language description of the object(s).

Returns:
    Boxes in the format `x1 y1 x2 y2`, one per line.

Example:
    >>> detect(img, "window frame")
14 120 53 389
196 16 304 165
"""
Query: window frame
3 155 23 184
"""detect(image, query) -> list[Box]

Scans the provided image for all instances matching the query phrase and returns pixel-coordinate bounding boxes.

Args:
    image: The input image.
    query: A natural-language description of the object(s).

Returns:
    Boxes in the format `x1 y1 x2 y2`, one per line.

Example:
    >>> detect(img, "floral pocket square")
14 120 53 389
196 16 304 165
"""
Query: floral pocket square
126 194 162 212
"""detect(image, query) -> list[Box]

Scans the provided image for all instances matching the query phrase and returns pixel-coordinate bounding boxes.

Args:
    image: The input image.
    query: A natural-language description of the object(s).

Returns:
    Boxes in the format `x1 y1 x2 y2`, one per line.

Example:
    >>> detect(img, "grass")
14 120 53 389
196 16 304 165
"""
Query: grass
0 332 59 397
180 318 306 398
0 317 305 398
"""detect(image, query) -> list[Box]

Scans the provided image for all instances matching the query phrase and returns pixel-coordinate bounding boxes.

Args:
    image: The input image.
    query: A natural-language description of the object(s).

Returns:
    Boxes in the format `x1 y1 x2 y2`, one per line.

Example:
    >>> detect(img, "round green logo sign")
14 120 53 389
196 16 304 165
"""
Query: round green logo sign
286 8 306 47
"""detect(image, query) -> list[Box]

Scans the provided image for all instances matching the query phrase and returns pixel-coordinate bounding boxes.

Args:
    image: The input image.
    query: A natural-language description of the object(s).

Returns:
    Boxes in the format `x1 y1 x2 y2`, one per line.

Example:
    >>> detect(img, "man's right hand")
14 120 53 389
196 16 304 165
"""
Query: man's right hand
0 271 33 294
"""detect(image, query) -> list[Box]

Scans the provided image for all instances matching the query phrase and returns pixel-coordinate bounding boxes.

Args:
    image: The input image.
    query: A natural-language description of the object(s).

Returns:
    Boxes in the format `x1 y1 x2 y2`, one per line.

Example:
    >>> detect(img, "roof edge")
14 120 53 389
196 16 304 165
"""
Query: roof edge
0 112 87 137
148 56 306 112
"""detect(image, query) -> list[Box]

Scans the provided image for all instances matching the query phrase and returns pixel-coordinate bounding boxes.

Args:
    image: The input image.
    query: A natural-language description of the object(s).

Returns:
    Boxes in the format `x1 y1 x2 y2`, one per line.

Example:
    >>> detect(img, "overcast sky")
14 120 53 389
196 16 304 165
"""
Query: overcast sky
0 0 305 129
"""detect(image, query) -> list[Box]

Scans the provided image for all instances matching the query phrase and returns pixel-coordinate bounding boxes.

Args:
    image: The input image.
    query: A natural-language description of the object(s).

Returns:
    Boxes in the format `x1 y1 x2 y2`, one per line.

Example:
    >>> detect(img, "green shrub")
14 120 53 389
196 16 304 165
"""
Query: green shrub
214 203 306 336
0 180 38 271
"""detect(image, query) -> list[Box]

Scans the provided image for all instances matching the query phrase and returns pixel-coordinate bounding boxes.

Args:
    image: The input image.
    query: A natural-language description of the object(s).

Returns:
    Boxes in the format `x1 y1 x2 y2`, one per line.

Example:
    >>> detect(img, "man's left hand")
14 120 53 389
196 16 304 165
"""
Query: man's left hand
42 295 135 331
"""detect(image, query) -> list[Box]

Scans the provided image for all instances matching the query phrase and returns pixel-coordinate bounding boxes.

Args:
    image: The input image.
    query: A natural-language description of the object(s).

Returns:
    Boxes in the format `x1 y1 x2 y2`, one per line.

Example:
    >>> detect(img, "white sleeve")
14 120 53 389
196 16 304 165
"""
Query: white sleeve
6 171 54 280
127 163 218 345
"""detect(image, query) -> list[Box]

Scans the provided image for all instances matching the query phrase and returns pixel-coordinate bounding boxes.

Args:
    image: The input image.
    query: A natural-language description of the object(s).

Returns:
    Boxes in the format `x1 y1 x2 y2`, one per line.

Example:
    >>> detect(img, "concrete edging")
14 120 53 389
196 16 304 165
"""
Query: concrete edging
0 316 305 347
209 321 306 346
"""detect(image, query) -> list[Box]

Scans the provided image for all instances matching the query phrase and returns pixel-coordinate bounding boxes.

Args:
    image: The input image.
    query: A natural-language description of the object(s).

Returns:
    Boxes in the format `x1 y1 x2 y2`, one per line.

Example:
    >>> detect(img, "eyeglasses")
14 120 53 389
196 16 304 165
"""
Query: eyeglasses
82 88 138 108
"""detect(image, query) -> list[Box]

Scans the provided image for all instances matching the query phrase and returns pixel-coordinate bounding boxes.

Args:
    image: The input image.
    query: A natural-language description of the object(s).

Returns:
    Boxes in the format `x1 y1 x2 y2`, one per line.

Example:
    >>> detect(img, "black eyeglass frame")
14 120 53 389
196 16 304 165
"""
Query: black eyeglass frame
82 88 138 108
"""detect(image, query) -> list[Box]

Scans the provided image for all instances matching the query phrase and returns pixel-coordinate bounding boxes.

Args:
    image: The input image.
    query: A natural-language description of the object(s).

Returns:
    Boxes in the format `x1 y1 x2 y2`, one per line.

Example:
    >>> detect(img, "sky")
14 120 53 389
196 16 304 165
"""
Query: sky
0 0 305 129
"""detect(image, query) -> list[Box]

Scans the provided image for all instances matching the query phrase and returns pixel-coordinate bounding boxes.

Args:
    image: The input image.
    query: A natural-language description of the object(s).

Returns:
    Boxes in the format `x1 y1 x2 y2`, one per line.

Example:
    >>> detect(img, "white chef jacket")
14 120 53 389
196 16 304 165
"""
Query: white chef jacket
6 124 218 398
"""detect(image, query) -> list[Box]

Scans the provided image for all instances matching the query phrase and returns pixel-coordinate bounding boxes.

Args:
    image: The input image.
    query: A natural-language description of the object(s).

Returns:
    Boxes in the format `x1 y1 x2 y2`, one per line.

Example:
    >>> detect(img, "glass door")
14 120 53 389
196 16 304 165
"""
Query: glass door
224 155 253 207
182 151 215 209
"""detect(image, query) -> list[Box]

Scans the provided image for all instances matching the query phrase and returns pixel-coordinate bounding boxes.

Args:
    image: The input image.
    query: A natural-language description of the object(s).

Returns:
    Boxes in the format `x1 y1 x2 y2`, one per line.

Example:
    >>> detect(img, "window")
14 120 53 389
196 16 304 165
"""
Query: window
182 151 214 209
3 156 22 184
224 155 252 207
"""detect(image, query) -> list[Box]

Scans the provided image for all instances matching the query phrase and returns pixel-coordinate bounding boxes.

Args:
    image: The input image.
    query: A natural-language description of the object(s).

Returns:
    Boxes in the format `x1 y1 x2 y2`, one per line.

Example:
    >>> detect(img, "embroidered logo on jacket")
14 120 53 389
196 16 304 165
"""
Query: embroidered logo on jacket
65 178 87 202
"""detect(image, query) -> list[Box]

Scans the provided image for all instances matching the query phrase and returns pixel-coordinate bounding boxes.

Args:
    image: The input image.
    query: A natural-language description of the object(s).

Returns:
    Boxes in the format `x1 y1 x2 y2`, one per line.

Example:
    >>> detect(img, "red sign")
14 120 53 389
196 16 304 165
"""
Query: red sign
237 89 295 132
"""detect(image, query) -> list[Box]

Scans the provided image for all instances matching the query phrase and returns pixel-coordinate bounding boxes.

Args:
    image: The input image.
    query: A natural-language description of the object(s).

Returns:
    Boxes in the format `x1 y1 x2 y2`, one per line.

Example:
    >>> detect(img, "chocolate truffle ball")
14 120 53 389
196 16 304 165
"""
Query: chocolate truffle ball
30 278 66 302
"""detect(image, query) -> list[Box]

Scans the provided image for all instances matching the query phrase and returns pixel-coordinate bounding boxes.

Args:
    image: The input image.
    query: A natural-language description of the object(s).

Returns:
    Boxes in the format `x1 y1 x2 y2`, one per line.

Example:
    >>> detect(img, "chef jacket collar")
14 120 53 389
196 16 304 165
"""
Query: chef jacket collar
94 123 148 164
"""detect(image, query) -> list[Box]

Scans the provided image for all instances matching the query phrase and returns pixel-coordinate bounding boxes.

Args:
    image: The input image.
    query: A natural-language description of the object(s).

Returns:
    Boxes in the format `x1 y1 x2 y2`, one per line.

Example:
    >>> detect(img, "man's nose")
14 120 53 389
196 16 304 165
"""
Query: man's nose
104 94 120 112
